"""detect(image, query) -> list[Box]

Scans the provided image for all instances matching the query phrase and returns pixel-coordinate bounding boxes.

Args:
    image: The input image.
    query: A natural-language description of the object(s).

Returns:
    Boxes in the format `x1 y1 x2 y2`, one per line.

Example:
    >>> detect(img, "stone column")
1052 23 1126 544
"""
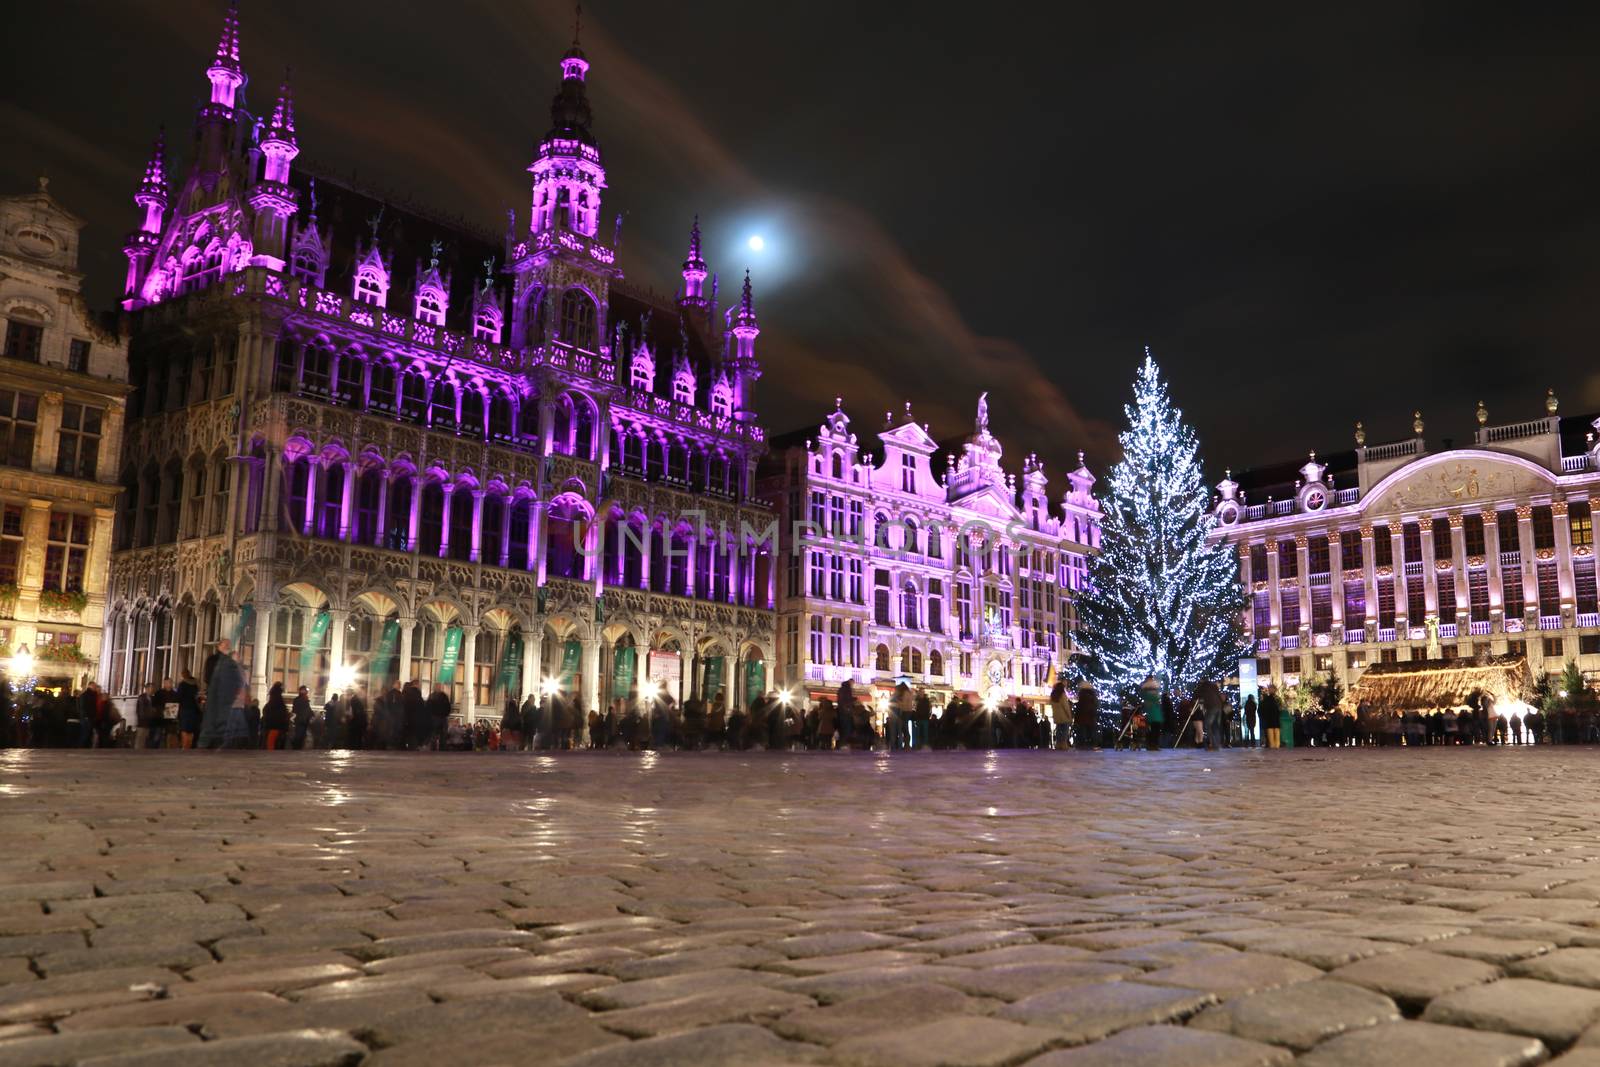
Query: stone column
250 603 274 703
498 496 512 569
260 447 283 535
469 489 485 563
1420 516 1439 618
1329 531 1344 634
339 462 356 541
533 502 548 582
19 499 49 600
397 614 415 685
438 483 455 558
580 636 600 734
407 477 423 552
302 460 318 536
1295 533 1311 645
1266 542 1282 654
31 394 61 475
374 468 391 548
1449 513 1469 633
326 607 348 701
460 624 479 721
1554 499 1576 623
538 396 556 460
1390 526 1407 636
1517 505 1538 625
1482 508 1503 623
118 614 136 694
521 630 541 704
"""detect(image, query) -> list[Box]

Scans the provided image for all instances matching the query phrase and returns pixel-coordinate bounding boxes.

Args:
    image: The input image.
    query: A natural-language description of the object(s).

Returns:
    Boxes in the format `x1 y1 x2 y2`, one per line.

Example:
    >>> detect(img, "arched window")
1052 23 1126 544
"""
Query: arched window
547 500 586 580
907 648 923 674
518 393 540 439
489 390 515 440
520 287 546 348
630 351 654 392
901 581 920 631
354 467 383 546
415 287 444 325
185 459 206 539
929 650 943 676
208 454 229 535
574 399 595 461
417 482 445 556
429 379 456 429
672 372 694 406
317 462 344 539
473 306 502 343
369 360 397 412
874 644 890 672
551 398 573 456
558 289 597 351
385 474 414 550
874 513 891 549
448 487 474 562
904 519 919 555
400 370 427 422
460 387 486 440
302 344 332 396
336 352 364 406
710 381 732 419
831 453 843 480
355 270 385 307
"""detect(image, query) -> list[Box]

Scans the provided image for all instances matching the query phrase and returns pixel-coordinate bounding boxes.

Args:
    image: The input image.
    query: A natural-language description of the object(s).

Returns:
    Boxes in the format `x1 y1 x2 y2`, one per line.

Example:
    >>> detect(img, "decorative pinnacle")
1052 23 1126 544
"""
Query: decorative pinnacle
834 396 843 412
137 128 168 203
1547 388 1560 414
1413 410 1424 435
741 270 754 313
1354 420 1366 446
213 0 242 71
266 72 297 146
1476 399 1487 426
688 215 702 259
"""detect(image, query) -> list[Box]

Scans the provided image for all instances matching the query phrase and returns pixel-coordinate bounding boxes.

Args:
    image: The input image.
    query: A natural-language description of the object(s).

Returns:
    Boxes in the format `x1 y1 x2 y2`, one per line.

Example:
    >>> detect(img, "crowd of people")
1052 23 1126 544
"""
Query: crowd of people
0 639 1588 753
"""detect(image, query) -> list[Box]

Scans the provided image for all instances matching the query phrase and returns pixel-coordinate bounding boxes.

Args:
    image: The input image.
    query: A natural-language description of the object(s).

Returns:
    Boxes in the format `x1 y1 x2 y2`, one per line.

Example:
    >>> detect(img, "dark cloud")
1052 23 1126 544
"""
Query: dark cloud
9 1 1600 484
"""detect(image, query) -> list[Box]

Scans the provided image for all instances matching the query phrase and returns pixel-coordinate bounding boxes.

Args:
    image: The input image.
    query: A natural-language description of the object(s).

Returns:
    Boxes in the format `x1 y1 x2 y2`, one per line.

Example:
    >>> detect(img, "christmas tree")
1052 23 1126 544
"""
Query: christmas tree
1075 351 1248 699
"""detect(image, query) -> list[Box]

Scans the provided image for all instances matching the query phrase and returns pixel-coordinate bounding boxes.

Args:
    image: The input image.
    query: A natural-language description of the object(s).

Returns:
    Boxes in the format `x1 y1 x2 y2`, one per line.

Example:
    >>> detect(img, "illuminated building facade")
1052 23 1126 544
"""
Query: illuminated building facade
104 9 776 719
760 396 1101 705
0 182 131 691
1213 396 1600 690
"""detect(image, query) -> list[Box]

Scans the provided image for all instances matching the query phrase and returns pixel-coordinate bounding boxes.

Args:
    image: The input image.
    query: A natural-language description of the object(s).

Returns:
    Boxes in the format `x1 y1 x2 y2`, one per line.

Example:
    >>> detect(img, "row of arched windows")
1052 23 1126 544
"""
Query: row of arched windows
116 453 233 551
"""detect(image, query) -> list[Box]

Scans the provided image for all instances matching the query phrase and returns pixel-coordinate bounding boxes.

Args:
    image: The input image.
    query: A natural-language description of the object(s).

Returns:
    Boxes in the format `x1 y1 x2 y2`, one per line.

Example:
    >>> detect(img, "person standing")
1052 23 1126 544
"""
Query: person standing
426 686 452 750
348 690 368 750
500 695 521 751
291 686 312 750
1074 682 1100 751
1140 676 1164 751
261 682 289 750
1196 679 1225 752
324 692 344 750
198 641 245 749
134 682 159 749
176 671 201 748
76 684 98 748
1260 685 1283 749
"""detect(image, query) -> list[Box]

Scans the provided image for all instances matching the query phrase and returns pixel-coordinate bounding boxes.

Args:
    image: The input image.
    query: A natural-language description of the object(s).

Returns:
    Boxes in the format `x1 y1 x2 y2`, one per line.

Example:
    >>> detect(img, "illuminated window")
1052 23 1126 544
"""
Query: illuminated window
558 289 597 350
43 512 90 593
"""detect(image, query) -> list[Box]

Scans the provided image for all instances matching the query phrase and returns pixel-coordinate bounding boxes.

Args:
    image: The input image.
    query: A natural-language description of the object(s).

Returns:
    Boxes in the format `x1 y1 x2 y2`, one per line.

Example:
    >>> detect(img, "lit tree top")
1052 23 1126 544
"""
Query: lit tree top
1075 350 1247 697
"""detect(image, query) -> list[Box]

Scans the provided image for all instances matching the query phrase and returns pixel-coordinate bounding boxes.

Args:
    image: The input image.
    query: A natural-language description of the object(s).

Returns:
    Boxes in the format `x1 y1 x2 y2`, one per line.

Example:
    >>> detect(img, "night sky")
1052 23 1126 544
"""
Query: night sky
8 2 1600 485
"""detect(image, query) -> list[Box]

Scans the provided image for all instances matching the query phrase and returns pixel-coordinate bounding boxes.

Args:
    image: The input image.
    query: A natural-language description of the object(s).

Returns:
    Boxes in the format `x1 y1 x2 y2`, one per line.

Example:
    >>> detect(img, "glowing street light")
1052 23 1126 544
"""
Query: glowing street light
11 643 33 679
778 688 793 706
639 680 661 703
329 662 358 693
540 676 561 697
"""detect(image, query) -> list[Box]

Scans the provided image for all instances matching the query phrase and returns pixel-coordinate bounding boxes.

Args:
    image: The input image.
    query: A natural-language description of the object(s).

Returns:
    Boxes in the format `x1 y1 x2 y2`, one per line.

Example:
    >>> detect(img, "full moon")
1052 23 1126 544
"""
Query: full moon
747 234 765 252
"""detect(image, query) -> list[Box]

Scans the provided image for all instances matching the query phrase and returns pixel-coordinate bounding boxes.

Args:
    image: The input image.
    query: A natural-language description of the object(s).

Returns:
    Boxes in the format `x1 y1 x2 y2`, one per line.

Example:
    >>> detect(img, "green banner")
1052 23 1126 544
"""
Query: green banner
231 603 254 649
368 619 400 692
702 655 724 704
612 645 636 700
744 659 765 708
559 638 582 690
497 632 524 700
300 609 331 688
437 624 464 685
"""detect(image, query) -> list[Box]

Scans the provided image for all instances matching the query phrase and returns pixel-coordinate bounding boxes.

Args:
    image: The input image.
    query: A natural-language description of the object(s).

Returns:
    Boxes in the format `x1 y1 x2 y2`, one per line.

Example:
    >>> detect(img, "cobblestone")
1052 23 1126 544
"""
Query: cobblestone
11 749 1600 1063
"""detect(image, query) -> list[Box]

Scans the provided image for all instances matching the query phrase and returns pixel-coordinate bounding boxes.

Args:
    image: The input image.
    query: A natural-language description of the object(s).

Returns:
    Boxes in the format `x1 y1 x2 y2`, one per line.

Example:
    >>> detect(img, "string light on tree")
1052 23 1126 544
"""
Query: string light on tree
1073 350 1248 698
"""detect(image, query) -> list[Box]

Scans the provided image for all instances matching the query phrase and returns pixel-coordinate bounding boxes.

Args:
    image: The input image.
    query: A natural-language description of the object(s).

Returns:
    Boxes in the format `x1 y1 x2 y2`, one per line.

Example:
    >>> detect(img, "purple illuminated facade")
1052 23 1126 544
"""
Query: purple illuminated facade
105 10 776 720
759 397 1101 706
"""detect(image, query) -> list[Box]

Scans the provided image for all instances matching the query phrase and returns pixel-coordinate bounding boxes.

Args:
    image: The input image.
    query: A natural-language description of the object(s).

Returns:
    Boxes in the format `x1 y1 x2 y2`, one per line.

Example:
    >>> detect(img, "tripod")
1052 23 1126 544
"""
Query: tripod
1172 703 1201 749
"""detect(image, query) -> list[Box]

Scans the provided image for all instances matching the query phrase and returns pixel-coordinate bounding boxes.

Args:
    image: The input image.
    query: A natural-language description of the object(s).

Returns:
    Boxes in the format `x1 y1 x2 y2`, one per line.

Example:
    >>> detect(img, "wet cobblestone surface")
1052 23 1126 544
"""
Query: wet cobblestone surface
3 746 1600 1065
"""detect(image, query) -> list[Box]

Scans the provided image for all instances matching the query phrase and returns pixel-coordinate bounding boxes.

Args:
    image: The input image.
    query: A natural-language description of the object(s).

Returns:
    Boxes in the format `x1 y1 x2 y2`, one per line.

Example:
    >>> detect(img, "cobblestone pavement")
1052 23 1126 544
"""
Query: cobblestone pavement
7 748 1600 1066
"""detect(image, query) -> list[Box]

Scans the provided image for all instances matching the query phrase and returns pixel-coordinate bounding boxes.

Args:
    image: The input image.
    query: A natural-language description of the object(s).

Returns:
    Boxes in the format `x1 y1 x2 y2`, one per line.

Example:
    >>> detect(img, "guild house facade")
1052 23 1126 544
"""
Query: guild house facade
1213 395 1600 691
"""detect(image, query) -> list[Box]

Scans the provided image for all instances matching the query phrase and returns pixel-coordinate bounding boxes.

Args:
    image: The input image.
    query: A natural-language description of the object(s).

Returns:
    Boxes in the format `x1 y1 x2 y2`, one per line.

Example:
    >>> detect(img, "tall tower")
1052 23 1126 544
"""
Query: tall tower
122 131 168 306
679 216 708 311
728 270 761 420
249 76 300 269
529 36 604 238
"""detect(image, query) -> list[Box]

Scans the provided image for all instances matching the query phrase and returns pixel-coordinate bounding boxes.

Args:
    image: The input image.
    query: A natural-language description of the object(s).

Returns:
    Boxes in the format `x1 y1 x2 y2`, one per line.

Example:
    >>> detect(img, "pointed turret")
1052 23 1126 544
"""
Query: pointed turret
205 1 244 110
726 270 761 420
680 216 708 310
122 130 169 305
248 72 301 269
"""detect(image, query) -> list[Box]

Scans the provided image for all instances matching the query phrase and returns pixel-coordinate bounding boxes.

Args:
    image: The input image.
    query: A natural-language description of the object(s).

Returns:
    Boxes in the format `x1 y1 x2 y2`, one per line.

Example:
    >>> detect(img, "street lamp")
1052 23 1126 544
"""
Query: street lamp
329 662 357 693
12 643 33 679
639 680 660 703
540 676 561 697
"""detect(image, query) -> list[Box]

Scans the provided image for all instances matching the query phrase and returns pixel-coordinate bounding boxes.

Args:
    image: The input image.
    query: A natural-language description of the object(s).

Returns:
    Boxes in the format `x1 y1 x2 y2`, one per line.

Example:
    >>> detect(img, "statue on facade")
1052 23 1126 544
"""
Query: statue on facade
976 391 990 435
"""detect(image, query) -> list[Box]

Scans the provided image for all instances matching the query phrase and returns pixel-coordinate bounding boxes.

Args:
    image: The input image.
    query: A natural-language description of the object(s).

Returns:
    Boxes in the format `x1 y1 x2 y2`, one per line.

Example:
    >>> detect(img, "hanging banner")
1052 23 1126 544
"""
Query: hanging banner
368 619 400 692
612 645 636 700
299 609 331 688
744 658 765 709
559 638 582 690
437 624 464 685
231 603 254 649
702 656 724 704
497 632 524 701
648 650 681 699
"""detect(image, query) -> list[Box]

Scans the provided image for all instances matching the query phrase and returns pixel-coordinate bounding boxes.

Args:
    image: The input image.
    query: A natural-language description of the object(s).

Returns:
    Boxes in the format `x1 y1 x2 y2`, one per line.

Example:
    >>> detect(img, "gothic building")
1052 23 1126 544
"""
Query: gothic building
105 8 776 719
0 181 131 691
759 396 1101 708
1213 395 1600 692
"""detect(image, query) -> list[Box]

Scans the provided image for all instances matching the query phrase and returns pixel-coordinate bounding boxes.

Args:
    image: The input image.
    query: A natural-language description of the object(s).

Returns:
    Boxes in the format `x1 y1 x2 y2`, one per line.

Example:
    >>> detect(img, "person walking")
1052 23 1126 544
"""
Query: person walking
348 690 367 750
198 640 246 749
262 682 289 750
1243 694 1258 747
134 682 159 749
426 687 452 750
500 695 521 751
324 692 344 750
176 670 201 748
